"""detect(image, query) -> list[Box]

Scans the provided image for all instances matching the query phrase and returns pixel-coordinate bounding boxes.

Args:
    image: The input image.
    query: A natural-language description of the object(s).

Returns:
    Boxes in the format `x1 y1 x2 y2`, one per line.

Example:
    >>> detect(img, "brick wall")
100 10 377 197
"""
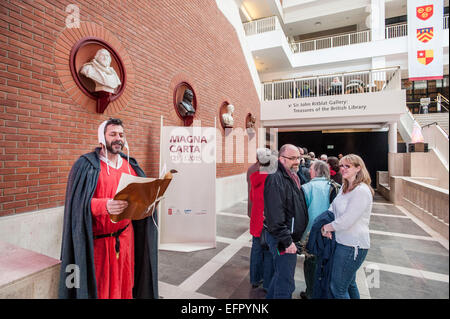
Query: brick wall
0 0 260 216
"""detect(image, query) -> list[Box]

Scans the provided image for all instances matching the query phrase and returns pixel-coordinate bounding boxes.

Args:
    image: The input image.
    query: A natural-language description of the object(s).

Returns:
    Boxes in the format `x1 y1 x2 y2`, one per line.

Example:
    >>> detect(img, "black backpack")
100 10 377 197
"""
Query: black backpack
328 180 341 203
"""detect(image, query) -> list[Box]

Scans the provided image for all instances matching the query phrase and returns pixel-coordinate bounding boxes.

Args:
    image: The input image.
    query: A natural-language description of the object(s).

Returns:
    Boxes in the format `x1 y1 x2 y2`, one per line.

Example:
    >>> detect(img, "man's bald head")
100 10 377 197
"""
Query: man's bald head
279 144 300 173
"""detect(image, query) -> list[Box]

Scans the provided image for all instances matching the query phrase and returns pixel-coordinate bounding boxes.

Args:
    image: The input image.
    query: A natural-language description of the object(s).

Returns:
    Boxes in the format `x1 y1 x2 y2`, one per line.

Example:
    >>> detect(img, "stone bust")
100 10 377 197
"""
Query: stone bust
80 48 121 94
222 104 234 127
177 88 196 117
246 114 256 130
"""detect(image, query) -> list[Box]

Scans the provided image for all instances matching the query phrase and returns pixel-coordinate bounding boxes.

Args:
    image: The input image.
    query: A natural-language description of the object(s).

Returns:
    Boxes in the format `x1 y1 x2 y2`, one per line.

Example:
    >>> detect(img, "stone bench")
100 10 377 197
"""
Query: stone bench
0 241 60 298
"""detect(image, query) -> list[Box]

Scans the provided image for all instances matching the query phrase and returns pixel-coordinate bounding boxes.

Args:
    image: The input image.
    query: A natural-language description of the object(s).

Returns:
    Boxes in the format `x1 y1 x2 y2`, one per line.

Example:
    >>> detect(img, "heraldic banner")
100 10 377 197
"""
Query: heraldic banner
159 124 216 252
408 0 444 81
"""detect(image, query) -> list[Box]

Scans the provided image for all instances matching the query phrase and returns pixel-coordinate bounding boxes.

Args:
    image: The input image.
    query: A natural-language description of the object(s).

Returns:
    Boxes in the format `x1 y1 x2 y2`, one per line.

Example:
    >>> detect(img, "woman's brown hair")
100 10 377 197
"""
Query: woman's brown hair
340 154 374 196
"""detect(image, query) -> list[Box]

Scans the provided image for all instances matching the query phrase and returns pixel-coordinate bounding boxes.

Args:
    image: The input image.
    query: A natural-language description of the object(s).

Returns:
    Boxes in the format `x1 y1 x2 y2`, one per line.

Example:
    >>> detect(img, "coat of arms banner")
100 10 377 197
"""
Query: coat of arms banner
408 0 444 81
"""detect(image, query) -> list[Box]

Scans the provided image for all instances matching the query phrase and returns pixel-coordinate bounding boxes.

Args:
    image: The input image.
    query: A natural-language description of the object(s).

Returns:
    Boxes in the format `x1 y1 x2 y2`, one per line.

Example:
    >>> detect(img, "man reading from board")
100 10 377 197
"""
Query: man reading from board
59 118 158 299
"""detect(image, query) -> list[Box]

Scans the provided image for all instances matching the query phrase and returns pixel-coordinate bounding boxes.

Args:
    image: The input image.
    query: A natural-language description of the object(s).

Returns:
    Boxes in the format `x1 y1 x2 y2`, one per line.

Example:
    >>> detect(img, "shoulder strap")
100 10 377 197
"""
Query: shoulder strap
328 180 341 203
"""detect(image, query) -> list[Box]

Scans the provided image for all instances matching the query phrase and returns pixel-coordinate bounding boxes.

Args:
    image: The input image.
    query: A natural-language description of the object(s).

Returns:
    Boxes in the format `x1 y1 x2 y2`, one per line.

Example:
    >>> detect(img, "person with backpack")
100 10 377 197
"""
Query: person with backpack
299 160 340 299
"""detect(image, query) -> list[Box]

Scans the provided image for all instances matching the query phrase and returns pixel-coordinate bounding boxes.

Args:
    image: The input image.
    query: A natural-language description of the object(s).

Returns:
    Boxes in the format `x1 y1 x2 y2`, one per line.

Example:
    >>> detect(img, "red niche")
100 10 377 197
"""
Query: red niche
69 37 126 113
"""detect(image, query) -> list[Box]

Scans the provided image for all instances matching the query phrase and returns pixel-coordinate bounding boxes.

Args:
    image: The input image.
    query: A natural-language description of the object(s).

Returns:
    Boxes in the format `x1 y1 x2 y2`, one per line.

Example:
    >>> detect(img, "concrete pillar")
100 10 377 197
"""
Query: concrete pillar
389 122 398 153
370 0 385 41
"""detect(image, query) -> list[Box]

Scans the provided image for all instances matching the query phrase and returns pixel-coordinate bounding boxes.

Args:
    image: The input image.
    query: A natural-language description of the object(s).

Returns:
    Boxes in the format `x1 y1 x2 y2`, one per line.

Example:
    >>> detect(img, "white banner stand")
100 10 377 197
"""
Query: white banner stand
158 118 216 252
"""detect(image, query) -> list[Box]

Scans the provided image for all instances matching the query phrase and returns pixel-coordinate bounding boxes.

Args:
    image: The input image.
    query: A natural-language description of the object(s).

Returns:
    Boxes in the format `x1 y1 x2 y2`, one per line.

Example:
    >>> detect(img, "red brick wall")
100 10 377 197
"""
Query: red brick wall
0 0 260 216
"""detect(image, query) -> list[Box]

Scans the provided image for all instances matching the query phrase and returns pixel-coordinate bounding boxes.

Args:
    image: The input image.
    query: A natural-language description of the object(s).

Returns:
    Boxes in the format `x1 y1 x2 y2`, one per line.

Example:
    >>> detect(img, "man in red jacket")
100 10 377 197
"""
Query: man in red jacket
249 148 277 292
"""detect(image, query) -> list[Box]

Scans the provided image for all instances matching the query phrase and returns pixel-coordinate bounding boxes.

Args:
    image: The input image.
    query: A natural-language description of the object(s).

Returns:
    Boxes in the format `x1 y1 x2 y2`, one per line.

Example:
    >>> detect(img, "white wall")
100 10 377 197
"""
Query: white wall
216 0 262 100
216 173 248 211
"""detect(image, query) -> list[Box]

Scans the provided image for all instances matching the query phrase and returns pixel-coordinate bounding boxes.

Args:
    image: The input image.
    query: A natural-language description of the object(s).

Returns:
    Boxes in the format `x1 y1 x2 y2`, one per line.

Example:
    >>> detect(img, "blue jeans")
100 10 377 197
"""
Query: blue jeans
250 236 274 290
330 243 368 299
265 231 297 299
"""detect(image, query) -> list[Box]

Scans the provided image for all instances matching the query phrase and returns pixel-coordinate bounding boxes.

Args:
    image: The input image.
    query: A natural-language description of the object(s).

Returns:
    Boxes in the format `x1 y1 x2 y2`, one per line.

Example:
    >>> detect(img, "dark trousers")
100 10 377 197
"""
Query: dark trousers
265 231 297 299
250 235 274 290
303 254 317 299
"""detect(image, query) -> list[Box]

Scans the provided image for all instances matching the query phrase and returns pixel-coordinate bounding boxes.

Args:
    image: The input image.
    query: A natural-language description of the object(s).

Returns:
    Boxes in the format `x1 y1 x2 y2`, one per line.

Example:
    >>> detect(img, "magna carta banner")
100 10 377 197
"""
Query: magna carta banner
159 125 216 252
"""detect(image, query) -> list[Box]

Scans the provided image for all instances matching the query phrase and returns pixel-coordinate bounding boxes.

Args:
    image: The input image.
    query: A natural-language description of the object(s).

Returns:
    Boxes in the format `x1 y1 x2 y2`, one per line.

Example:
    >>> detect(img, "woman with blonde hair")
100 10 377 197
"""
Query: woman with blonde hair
321 154 373 299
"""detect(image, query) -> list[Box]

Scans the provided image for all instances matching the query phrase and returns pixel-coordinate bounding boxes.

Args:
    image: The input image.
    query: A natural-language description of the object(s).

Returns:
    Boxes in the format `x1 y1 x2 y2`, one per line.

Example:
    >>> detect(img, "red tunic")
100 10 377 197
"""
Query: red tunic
90 159 137 299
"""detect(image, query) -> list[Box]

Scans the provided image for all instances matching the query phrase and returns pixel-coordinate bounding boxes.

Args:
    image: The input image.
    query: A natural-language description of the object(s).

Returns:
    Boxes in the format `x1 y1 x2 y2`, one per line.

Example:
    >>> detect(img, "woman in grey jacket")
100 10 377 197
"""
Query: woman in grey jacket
321 154 374 299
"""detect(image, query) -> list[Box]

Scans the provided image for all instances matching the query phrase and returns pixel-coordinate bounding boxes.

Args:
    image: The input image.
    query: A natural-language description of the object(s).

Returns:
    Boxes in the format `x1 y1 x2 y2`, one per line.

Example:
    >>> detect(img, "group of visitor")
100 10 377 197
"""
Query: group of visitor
247 144 373 299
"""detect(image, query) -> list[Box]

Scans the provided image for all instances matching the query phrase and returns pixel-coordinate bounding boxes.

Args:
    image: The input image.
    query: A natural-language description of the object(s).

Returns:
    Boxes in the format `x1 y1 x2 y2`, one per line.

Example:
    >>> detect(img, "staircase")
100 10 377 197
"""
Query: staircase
413 113 449 135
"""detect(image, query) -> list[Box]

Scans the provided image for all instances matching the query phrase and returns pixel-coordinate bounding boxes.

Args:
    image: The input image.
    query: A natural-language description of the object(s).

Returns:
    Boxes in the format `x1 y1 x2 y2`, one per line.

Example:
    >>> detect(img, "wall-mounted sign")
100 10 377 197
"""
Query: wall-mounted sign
261 90 406 122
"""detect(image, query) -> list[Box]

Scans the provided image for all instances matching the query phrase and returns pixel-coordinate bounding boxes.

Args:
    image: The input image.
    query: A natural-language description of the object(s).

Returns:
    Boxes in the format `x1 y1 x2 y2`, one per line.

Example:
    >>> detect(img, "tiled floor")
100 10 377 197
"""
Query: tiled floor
158 193 449 299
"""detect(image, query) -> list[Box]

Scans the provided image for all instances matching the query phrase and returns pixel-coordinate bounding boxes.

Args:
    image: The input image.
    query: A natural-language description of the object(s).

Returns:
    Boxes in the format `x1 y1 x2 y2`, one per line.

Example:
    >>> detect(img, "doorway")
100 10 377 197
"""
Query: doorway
278 130 388 187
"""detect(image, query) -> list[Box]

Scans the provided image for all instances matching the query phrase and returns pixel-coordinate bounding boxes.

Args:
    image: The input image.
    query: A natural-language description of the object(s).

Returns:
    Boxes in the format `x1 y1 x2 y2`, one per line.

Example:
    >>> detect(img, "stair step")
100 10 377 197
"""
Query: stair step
413 113 449 134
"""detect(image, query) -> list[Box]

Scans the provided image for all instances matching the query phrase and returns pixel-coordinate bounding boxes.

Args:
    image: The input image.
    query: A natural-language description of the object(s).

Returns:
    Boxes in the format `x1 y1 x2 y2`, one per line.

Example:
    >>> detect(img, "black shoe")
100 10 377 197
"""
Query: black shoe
251 280 263 289
300 291 308 299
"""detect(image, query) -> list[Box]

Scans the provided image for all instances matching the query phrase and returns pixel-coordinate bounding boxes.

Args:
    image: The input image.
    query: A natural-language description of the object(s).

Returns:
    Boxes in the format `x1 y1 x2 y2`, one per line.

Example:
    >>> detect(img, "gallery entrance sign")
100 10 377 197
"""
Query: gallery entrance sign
261 90 406 122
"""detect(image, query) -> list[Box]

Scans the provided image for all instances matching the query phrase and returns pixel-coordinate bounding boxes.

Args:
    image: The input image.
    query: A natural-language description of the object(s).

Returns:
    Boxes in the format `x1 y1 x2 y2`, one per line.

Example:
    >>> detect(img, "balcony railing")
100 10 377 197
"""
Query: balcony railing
244 15 448 53
262 67 400 101
386 15 449 39
290 30 371 53
290 15 449 52
385 23 408 39
243 16 277 36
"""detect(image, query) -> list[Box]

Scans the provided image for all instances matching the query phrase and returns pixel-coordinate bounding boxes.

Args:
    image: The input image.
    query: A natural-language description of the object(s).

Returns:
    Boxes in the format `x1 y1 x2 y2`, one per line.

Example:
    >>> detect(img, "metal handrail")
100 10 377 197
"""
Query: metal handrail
437 93 449 104
421 121 439 129
435 93 449 112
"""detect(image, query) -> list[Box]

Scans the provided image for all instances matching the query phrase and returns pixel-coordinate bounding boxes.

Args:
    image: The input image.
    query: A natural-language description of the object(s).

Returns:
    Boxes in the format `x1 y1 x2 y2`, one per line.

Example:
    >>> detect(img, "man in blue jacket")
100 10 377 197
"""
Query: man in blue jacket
263 144 308 299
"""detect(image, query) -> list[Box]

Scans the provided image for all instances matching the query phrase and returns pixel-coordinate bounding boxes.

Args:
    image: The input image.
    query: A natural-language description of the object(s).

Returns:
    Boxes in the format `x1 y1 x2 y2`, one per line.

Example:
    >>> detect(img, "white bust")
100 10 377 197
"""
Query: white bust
80 49 121 94
222 104 234 127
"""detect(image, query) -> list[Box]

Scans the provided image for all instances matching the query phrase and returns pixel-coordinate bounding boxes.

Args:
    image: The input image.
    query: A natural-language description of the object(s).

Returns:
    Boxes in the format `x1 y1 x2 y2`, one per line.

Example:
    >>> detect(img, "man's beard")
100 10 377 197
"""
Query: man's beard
106 140 124 154
290 165 299 173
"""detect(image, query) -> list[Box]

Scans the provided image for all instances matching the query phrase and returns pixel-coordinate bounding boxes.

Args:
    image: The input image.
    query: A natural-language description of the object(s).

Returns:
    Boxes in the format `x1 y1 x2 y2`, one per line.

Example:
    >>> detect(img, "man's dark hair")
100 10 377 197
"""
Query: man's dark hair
104 118 123 133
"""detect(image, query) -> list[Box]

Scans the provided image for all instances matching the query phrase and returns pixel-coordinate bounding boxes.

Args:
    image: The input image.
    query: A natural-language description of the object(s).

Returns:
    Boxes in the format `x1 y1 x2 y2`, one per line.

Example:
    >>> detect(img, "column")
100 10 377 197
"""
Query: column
388 122 397 153
370 0 385 41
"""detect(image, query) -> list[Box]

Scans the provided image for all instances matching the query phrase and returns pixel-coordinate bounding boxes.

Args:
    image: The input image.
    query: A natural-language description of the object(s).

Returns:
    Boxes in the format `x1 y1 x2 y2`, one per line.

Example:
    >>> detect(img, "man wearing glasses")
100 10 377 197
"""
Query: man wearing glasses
263 144 308 299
